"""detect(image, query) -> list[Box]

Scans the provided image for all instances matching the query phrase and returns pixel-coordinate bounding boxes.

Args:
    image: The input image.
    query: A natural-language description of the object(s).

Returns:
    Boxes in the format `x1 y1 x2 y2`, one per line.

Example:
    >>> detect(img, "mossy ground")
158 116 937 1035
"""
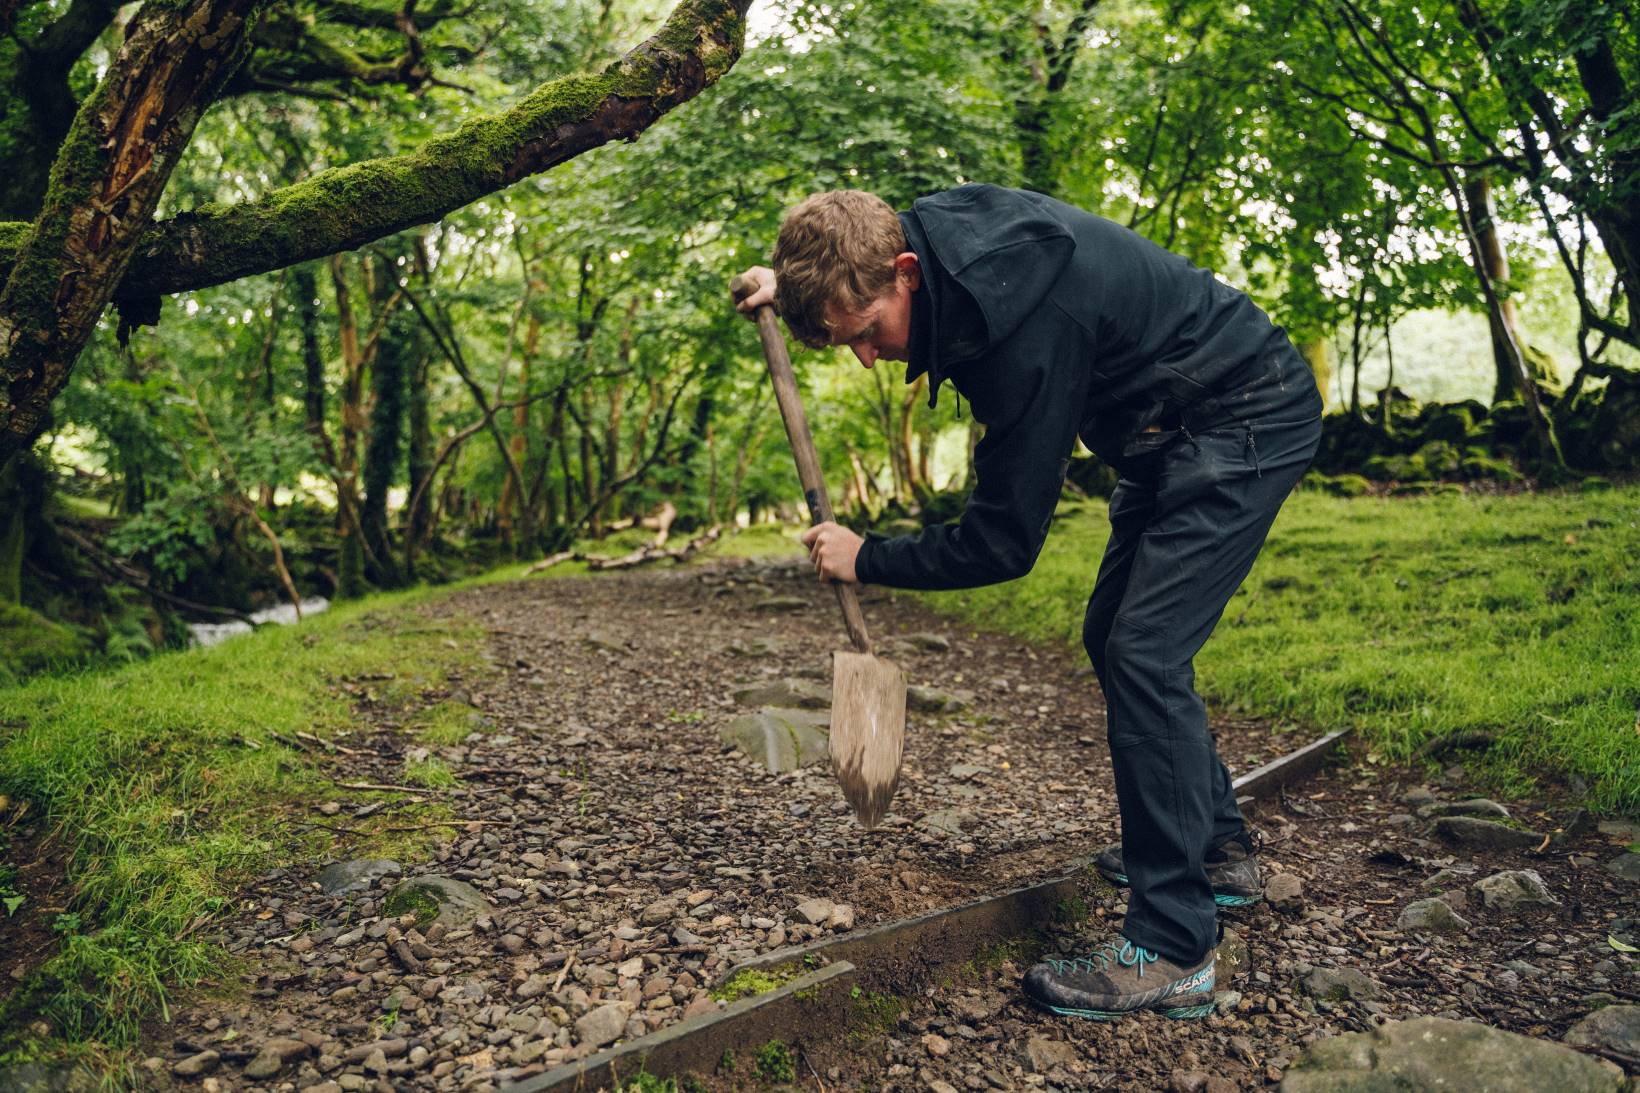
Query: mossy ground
0 601 91 684
0 569 523 1072
752 1038 796 1083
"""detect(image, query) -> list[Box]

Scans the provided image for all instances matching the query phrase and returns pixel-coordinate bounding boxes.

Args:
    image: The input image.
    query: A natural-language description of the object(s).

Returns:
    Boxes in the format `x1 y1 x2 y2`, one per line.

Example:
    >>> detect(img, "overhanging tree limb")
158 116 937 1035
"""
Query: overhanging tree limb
0 0 753 462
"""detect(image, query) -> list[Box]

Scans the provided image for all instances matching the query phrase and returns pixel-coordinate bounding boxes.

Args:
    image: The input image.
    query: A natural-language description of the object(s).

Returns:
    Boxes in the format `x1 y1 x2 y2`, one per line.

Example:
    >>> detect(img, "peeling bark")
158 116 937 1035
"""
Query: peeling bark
0 0 753 462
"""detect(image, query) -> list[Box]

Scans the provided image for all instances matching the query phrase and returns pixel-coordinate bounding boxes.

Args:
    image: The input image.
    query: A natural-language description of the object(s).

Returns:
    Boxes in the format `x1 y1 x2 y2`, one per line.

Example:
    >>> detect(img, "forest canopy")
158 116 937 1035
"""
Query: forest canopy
1 0 1636 657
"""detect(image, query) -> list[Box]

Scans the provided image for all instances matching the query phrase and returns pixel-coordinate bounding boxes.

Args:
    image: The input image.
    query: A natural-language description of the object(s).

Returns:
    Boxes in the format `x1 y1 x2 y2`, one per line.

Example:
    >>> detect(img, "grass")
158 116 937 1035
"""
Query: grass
0 578 503 1072
916 482 1640 816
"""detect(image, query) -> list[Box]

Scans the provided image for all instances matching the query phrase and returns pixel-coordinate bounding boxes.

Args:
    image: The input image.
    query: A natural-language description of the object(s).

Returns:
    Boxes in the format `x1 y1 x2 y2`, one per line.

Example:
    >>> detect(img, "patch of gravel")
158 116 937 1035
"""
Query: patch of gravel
131 556 1639 1090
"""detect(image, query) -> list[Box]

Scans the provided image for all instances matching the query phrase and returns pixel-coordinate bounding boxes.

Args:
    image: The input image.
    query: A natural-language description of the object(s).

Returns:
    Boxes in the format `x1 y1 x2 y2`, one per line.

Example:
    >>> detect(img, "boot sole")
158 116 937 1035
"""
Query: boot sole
1033 993 1216 1021
1098 869 1262 908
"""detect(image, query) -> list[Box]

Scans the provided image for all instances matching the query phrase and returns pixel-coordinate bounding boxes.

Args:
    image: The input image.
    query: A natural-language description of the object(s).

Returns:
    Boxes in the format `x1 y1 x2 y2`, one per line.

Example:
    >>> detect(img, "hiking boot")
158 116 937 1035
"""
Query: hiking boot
1023 937 1215 1020
1094 831 1263 907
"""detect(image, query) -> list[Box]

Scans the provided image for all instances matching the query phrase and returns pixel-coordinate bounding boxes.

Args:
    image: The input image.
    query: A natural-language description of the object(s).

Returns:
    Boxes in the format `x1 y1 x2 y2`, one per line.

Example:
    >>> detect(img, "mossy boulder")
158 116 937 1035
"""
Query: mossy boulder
1412 440 1462 477
1065 454 1119 499
1415 403 1476 446
1363 453 1431 483
1307 473 1373 498
1476 400 1533 448
383 875 491 927
1281 1017 1624 1092
1460 450 1523 483
1390 481 1463 497
1585 366 1640 471
0 601 92 684
720 708 830 774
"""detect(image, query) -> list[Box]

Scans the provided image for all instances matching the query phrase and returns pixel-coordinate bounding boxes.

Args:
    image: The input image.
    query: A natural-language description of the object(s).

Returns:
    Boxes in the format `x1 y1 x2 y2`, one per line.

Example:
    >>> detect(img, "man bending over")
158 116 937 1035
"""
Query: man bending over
735 184 1322 1021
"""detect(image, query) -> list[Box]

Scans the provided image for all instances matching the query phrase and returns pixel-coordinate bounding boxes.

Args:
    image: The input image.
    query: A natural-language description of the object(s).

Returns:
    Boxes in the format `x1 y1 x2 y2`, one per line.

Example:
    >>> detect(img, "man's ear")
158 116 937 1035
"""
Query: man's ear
894 251 921 290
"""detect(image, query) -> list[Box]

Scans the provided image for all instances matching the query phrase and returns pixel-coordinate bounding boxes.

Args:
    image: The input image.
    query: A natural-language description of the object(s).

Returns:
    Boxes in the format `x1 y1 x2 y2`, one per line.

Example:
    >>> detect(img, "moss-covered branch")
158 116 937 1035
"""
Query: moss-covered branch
112 0 750 302
0 0 752 461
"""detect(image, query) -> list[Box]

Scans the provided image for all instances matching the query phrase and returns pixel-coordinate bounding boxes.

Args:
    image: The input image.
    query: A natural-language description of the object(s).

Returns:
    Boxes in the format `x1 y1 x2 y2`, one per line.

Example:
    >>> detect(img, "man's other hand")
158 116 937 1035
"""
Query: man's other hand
733 266 776 316
799 521 863 584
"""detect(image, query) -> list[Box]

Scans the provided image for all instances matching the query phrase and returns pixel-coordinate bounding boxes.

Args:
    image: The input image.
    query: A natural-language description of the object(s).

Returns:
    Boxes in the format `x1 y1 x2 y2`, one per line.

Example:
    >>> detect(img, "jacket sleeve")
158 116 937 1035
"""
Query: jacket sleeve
854 345 1087 591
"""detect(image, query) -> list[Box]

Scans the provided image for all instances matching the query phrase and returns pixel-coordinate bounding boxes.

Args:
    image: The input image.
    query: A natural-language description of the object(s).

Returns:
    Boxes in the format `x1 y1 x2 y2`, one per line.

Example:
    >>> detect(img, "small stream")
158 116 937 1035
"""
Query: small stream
188 597 331 648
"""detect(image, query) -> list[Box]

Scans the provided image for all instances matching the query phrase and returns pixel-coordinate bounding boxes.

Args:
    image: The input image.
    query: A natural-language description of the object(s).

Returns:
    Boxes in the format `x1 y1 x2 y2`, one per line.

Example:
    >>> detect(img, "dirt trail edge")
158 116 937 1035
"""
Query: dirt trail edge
133 556 1637 1091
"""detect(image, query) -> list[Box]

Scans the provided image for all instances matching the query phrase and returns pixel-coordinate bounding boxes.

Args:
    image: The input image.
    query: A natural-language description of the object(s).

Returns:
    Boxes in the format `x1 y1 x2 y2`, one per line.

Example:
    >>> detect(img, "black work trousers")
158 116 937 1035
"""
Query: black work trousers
1083 373 1323 965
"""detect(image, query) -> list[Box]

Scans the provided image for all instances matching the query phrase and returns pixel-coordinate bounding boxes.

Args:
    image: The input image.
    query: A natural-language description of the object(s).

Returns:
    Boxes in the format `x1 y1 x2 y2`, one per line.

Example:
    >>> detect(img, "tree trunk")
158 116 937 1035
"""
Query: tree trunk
405 325 433 553
296 262 325 439
1464 174 1550 403
496 311 539 541
579 387 599 537
1445 167 1564 466
604 379 624 528
361 279 408 587
0 0 267 462
898 375 926 498
119 346 149 515
0 0 127 221
1297 337 1331 411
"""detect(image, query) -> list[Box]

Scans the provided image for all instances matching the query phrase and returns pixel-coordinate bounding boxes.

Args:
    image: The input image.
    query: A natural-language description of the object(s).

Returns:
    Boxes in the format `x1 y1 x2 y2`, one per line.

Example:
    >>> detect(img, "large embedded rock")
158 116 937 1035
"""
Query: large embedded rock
574 1002 632 1049
907 685 972 713
1264 873 1305 912
1280 1017 1624 1092
1396 897 1470 937
1470 869 1558 910
1024 1036 1079 1072
315 859 402 896
1215 926 1251 982
1430 816 1543 851
1606 853 1640 884
0 1064 101 1091
719 707 830 773
382 875 492 928
1418 798 1510 820
1563 1004 1640 1056
1301 967 1380 1002
732 679 830 710
919 808 975 837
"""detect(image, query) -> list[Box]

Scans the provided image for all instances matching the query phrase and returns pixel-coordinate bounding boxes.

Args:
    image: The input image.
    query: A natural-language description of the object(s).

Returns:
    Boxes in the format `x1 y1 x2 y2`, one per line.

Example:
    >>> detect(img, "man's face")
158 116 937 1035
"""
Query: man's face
825 253 920 369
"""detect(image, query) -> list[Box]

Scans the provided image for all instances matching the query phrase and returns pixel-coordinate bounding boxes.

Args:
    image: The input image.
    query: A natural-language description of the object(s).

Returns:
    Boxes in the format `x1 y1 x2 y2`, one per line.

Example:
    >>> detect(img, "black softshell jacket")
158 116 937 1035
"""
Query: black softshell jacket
852 184 1310 591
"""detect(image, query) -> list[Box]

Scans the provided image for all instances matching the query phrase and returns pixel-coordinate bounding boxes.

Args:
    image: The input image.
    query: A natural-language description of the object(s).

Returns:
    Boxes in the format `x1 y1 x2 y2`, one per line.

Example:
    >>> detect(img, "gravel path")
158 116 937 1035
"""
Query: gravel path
133 556 1639 1091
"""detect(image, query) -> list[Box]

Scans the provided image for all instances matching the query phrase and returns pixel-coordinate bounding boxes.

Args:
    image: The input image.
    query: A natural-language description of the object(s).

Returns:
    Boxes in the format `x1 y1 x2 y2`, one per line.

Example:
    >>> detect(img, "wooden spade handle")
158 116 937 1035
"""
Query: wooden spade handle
731 274 873 654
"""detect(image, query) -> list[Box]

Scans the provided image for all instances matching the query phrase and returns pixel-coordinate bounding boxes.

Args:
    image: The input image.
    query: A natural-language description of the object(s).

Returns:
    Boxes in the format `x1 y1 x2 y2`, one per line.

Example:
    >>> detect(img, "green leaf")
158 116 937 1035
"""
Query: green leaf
2 894 24 916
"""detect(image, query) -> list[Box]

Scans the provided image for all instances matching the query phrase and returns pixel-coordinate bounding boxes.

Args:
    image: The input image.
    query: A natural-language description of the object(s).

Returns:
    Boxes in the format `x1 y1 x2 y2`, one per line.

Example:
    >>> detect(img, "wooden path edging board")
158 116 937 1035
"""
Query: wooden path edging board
505 961 856 1092
1231 727 1353 805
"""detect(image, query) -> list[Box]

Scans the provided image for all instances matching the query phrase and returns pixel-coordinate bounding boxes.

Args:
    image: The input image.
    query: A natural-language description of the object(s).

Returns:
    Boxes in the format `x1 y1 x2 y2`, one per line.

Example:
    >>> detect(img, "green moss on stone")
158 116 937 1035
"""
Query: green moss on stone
382 886 440 927
709 961 803 1003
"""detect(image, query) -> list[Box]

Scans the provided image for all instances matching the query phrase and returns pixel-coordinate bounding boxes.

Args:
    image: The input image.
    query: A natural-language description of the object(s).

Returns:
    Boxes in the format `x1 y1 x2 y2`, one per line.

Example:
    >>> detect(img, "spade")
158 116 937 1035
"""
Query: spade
731 274 907 828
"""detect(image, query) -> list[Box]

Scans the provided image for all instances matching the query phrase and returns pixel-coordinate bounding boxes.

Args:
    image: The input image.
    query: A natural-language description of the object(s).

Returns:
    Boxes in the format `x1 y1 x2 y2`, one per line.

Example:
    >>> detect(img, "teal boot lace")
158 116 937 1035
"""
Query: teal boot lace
1044 938 1157 980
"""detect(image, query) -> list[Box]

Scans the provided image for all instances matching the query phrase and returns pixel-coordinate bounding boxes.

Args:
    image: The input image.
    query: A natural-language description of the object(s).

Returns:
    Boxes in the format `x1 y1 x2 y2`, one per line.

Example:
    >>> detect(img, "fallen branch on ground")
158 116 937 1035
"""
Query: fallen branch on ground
335 781 442 795
524 550 581 575
585 526 721 570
